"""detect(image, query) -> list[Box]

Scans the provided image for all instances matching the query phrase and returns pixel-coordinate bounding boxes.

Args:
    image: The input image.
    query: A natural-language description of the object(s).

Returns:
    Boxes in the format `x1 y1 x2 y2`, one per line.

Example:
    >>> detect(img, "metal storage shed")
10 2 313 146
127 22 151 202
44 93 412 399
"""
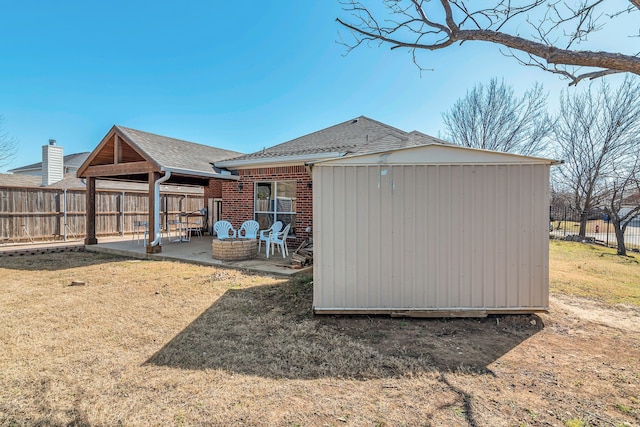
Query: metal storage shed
312 144 558 317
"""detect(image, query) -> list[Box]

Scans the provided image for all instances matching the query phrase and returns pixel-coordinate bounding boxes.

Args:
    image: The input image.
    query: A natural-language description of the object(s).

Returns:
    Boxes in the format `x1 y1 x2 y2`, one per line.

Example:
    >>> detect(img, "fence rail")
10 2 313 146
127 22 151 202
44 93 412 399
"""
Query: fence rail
550 206 640 250
0 187 204 243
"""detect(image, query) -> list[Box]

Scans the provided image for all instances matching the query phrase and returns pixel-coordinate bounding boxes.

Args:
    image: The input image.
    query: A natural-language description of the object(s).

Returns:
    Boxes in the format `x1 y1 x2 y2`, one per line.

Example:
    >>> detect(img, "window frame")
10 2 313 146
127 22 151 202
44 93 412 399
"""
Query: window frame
254 180 297 236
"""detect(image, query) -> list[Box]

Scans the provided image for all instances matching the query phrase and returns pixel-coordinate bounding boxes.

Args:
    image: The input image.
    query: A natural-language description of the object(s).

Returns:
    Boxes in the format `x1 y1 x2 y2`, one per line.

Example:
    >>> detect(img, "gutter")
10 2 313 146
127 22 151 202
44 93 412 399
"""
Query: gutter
150 170 172 247
214 152 346 169
164 166 239 180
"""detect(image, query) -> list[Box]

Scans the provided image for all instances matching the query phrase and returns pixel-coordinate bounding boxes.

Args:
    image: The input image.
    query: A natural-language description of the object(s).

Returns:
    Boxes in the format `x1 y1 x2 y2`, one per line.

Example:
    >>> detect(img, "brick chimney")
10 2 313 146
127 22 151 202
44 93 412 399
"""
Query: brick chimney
42 139 63 186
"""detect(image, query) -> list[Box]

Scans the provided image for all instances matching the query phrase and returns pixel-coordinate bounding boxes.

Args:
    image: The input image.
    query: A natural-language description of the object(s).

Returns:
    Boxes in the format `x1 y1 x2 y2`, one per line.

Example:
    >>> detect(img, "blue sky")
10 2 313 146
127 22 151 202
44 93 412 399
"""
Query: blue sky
0 1 636 171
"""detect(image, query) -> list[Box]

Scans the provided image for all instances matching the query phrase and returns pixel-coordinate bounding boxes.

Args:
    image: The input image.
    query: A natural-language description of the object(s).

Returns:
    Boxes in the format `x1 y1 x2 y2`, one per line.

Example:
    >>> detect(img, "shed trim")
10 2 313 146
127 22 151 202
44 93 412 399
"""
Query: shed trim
314 143 560 166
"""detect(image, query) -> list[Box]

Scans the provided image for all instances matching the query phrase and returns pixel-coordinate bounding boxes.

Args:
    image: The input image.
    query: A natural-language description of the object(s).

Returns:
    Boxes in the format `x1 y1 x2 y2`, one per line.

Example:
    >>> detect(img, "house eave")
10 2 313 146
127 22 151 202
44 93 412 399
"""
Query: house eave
7 166 40 173
214 152 346 169
162 167 239 180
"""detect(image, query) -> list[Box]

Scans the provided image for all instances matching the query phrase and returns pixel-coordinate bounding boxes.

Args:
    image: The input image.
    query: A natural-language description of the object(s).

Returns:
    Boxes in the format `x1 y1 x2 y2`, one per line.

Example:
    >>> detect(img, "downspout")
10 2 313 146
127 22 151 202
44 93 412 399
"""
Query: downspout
150 170 172 247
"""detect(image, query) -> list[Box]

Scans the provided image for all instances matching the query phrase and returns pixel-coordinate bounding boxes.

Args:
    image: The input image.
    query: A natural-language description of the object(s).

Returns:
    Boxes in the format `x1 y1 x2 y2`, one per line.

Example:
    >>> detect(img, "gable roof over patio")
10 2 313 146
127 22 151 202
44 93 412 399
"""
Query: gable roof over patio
79 125 242 252
215 116 448 169
78 125 241 186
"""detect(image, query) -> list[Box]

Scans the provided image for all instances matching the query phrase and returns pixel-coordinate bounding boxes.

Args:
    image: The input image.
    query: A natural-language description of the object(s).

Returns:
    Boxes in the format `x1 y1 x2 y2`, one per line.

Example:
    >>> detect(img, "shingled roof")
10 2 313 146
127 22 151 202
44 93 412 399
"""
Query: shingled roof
115 126 241 174
0 172 202 193
8 152 90 174
78 126 242 185
215 116 447 168
0 173 42 188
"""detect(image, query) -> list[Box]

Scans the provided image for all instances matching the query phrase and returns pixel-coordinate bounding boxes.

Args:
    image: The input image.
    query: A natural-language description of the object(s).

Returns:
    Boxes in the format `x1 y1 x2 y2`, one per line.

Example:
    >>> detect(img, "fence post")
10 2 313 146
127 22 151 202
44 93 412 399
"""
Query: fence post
164 193 168 233
121 191 125 238
63 189 67 241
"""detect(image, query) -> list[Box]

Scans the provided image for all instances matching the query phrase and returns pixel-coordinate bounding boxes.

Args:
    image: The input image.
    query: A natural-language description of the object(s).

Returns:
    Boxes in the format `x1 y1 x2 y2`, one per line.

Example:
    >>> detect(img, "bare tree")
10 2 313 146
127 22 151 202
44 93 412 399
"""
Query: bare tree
600 159 640 255
0 115 18 169
553 76 640 253
442 78 552 156
337 1 640 85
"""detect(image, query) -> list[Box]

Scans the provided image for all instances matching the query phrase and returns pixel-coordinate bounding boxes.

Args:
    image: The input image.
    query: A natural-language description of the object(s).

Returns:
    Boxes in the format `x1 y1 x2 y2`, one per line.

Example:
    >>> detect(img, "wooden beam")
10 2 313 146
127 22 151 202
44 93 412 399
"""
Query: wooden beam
146 172 162 254
114 134 120 164
84 177 98 245
82 161 159 177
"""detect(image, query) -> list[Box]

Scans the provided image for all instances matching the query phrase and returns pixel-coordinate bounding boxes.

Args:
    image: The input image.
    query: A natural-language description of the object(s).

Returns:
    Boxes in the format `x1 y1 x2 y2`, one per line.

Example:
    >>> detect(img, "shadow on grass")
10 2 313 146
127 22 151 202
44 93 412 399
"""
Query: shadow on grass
0 250 134 271
146 276 543 380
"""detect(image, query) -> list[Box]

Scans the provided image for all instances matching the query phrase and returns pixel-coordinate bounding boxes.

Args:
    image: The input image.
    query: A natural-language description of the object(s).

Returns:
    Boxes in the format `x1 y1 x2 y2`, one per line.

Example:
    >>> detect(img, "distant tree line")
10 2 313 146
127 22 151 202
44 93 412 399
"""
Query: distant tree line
441 77 640 256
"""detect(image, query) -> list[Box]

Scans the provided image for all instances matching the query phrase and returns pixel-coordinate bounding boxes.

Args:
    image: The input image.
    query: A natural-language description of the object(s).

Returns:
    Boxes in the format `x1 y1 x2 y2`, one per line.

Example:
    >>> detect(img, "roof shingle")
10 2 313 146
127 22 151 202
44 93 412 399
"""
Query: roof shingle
8 152 91 173
217 116 447 166
115 126 242 174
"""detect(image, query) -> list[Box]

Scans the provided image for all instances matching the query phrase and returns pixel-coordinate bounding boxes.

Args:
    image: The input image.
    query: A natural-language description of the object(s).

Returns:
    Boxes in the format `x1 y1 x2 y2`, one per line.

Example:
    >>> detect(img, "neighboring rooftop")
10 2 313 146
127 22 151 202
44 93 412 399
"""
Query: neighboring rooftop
0 172 203 193
8 152 91 174
0 173 42 187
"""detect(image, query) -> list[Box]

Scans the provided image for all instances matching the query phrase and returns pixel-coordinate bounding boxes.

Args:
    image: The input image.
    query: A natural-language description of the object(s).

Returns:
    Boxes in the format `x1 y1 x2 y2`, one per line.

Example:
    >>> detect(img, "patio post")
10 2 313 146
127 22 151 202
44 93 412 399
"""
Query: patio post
85 177 98 245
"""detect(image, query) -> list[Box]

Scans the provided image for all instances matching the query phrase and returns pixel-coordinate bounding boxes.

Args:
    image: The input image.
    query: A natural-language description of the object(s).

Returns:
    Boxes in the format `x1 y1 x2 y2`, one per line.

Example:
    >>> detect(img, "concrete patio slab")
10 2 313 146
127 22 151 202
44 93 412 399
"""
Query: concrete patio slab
84 236 311 277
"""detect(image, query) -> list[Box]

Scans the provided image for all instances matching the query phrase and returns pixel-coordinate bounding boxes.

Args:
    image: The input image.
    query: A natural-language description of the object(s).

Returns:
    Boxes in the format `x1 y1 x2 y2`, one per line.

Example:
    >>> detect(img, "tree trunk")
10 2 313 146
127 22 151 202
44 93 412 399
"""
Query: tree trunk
612 220 627 256
578 211 588 237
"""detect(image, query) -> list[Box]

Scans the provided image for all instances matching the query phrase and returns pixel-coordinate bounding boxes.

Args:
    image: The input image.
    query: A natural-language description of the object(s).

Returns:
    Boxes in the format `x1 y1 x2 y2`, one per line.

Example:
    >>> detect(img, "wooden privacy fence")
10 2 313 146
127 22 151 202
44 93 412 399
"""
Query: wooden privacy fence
0 187 204 243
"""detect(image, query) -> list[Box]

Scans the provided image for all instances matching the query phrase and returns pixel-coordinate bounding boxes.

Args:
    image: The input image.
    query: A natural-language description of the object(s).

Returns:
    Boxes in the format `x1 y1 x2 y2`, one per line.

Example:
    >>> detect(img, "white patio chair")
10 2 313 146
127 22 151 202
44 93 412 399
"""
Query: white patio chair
259 221 282 254
268 223 291 258
132 220 148 245
239 220 260 239
214 220 237 239
187 218 203 241
166 219 179 239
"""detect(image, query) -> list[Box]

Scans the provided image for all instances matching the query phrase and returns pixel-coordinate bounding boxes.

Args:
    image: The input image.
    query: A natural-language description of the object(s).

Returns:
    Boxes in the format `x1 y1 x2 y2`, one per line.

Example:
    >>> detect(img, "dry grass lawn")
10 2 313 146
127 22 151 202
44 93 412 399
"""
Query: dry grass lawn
0 240 639 426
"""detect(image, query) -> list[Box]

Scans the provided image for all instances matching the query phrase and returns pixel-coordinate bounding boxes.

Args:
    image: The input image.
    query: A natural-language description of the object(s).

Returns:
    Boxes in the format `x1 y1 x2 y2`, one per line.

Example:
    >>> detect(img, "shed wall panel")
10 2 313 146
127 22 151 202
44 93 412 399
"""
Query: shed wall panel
313 162 550 313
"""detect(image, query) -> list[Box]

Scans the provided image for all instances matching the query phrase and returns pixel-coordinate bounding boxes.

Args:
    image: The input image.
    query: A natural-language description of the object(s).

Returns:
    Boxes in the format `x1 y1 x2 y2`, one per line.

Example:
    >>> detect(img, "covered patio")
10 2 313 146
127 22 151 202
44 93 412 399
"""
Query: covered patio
77 125 241 254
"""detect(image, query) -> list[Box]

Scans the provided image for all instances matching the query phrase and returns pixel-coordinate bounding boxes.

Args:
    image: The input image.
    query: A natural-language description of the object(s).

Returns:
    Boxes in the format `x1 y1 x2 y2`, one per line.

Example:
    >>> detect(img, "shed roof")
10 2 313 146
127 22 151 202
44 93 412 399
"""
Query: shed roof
78 125 242 185
315 143 560 166
215 116 448 168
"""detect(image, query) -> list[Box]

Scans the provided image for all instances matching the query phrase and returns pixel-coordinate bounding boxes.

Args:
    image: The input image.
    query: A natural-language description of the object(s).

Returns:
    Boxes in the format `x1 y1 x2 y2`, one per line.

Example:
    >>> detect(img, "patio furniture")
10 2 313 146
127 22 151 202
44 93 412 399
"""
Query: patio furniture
166 219 188 242
239 220 260 239
214 220 237 239
258 221 282 255
132 220 148 245
166 219 180 239
187 218 203 241
267 223 291 259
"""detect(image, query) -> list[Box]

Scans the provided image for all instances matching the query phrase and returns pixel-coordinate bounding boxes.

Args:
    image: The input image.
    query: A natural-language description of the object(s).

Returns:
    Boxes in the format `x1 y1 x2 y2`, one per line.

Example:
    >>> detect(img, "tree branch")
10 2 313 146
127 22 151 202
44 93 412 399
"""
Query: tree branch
455 29 640 81
337 0 640 84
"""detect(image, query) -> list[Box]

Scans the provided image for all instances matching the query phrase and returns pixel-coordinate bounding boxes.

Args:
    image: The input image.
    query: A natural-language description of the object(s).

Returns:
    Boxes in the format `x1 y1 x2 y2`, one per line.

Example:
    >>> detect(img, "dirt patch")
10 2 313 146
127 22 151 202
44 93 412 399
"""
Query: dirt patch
0 252 638 426
551 293 640 331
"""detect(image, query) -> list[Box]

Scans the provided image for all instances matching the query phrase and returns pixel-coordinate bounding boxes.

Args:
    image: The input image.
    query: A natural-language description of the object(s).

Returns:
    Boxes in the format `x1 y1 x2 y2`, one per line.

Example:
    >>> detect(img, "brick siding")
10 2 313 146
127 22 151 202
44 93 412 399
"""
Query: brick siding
211 238 258 261
204 178 223 202
220 165 312 248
